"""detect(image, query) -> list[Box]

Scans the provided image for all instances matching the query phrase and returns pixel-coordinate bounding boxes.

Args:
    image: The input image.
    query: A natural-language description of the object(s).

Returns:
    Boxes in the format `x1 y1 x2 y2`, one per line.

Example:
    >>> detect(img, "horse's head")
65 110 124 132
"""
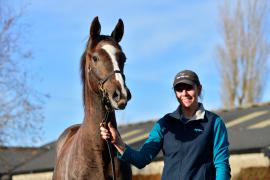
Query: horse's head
81 17 131 110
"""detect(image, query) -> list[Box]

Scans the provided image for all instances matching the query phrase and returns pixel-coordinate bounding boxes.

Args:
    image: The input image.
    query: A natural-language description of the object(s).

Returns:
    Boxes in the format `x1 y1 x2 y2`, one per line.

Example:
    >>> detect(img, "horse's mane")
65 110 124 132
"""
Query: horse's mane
80 36 101 108
80 43 88 109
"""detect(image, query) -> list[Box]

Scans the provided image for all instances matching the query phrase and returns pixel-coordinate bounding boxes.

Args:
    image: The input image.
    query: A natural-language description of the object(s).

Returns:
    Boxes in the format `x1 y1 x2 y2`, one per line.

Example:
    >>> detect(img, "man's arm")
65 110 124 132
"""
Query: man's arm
213 117 231 180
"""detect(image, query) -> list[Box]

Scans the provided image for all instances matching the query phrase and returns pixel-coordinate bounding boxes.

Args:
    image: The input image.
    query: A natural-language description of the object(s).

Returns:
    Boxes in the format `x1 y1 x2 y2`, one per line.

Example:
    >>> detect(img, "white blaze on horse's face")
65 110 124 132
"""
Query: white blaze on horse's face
101 44 128 108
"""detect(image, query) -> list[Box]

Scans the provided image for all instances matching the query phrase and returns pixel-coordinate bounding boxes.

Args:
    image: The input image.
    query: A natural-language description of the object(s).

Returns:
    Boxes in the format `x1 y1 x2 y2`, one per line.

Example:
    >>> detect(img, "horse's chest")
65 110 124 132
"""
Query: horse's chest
66 150 109 179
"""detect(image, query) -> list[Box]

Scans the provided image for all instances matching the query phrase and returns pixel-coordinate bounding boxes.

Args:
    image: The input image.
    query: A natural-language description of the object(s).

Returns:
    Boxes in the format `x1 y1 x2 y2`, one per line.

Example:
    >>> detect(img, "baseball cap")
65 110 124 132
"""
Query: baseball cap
173 70 201 88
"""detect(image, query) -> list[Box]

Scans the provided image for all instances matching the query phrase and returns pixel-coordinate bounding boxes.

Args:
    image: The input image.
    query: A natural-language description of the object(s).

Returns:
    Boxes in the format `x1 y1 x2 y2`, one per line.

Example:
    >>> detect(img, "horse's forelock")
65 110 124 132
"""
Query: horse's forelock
80 36 121 83
80 35 123 108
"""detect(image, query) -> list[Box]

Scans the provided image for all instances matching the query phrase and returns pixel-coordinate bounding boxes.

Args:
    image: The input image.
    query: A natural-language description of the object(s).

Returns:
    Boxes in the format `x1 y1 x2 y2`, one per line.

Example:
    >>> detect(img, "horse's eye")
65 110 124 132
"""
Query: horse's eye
92 55 99 62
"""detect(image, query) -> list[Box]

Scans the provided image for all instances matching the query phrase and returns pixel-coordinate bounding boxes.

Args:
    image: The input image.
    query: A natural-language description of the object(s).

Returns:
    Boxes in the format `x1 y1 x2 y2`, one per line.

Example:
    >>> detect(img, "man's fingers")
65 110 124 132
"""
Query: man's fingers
108 122 113 128
100 124 110 138
101 131 111 139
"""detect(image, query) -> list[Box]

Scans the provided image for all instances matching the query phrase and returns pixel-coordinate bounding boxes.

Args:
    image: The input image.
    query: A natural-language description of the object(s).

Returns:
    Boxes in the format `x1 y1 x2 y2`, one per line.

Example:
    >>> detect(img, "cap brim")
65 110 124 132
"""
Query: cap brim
173 79 194 87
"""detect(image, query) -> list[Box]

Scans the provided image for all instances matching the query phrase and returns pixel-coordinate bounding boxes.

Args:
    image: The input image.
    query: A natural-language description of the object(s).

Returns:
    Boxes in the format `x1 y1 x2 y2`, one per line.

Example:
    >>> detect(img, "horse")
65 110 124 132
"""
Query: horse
53 16 132 180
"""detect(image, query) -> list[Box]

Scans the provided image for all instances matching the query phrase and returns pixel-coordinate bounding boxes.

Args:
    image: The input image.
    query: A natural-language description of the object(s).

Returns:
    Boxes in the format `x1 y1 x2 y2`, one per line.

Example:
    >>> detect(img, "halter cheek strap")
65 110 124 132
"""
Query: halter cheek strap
88 67 123 86
99 70 123 86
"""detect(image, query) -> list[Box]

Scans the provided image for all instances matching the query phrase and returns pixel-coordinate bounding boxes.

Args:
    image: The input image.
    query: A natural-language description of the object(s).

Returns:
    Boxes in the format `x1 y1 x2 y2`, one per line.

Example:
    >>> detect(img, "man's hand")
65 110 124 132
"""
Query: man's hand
100 122 126 154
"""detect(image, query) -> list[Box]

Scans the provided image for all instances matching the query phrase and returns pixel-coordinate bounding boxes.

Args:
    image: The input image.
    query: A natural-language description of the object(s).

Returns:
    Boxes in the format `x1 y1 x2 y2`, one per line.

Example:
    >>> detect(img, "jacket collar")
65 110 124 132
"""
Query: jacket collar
169 103 205 121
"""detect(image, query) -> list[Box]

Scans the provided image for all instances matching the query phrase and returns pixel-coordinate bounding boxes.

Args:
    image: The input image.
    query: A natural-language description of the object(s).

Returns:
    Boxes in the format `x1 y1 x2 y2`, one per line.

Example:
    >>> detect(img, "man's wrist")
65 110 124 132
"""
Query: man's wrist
114 141 126 154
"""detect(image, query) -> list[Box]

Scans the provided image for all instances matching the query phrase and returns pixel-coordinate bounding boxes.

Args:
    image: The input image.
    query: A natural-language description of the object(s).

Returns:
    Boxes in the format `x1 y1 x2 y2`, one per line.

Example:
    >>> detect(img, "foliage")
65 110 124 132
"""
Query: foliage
236 167 270 180
0 0 47 146
216 0 270 108
133 174 161 180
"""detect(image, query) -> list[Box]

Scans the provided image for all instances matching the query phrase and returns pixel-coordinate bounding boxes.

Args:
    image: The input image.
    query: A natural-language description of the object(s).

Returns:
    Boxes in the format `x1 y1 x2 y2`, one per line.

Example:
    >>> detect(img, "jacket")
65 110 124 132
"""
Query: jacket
118 104 231 180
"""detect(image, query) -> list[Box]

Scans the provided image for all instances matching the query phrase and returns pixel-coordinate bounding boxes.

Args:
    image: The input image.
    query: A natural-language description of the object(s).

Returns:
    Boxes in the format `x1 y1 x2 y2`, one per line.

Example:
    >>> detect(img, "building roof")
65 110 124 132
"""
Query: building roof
0 146 47 175
1 102 270 175
220 103 270 153
11 142 56 174
118 102 270 154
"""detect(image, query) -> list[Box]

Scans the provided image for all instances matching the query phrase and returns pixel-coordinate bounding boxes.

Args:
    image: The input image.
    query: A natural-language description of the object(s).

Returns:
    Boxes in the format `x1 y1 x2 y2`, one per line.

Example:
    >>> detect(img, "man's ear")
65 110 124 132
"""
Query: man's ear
198 85 202 97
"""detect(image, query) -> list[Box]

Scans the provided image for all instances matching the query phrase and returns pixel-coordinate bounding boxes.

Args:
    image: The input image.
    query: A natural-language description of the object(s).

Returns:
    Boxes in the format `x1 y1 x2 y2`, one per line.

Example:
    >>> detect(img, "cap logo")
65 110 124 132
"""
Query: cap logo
177 75 190 79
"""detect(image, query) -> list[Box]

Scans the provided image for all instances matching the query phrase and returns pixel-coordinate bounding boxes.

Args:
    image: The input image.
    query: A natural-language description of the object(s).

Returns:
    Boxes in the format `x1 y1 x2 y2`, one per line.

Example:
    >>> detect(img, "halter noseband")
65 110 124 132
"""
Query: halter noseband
99 70 123 86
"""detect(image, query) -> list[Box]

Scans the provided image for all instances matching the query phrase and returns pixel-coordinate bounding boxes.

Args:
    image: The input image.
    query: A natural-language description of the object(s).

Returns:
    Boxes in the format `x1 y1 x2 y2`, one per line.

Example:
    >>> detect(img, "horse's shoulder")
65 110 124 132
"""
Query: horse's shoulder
56 124 81 156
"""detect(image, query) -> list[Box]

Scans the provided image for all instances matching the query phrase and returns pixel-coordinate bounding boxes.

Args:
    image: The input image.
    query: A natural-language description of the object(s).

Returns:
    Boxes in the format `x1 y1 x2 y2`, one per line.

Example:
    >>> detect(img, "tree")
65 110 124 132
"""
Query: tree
0 1 47 146
216 0 270 108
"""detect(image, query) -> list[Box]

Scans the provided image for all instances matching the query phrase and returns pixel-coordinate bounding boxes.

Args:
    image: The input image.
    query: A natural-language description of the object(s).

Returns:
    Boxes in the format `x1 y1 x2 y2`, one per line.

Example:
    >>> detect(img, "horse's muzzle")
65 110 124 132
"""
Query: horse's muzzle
111 87 131 110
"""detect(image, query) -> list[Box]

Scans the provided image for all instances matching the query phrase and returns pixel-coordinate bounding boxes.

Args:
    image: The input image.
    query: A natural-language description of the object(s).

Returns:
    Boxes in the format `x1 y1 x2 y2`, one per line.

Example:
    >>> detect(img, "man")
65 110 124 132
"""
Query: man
100 70 231 180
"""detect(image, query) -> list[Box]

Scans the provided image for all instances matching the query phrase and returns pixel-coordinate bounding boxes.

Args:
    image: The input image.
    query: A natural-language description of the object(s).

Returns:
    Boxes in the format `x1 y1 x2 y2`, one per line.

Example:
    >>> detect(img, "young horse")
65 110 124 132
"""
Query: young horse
53 17 132 180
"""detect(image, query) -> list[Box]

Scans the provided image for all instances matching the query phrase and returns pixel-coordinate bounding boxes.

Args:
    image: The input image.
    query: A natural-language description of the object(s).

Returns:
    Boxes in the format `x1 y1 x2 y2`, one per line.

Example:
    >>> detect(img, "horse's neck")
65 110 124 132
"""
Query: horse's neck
84 89 106 125
80 87 116 143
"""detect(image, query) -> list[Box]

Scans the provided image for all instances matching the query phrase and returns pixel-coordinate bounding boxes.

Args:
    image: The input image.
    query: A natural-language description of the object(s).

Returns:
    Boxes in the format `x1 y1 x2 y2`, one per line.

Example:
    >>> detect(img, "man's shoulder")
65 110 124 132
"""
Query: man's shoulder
205 110 220 120
155 113 172 127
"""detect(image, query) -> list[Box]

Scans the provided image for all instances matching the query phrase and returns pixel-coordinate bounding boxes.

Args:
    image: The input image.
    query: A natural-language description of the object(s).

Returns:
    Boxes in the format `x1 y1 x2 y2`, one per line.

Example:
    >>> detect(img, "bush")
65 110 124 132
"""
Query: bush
236 167 270 180
133 174 161 180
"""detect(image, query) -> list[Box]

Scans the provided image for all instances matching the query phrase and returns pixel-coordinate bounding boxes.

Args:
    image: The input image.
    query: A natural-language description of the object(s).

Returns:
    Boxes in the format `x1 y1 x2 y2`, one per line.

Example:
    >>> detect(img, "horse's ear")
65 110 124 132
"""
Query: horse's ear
111 18 124 43
90 16 101 39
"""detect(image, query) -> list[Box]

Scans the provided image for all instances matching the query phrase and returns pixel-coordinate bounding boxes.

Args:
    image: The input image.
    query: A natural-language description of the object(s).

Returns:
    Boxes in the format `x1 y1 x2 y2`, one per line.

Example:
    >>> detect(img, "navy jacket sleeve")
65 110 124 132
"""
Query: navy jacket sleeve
118 121 164 169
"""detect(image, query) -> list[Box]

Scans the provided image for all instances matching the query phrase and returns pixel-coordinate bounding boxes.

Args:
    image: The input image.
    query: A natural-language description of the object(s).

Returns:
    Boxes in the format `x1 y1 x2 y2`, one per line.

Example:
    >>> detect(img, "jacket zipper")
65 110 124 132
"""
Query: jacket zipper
179 124 186 180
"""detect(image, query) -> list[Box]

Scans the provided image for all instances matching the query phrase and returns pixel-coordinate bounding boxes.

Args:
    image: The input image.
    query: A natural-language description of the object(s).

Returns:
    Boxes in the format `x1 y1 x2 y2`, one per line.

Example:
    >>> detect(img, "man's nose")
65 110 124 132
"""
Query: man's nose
182 89 187 95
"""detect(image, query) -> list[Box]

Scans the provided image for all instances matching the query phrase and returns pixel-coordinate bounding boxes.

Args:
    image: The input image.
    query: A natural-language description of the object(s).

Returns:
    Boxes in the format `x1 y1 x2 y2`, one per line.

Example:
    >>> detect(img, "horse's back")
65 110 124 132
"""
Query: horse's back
55 124 81 156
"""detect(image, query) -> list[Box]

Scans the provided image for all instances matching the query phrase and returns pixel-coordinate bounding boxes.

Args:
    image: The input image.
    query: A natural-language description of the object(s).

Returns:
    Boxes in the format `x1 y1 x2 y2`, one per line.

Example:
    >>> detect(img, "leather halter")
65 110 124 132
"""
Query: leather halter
88 67 124 111
99 70 124 86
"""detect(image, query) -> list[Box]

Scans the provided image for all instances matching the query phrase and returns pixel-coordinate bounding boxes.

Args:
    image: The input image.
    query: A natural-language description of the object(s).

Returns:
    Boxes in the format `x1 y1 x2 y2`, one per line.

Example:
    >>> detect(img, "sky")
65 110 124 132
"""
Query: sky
8 0 270 146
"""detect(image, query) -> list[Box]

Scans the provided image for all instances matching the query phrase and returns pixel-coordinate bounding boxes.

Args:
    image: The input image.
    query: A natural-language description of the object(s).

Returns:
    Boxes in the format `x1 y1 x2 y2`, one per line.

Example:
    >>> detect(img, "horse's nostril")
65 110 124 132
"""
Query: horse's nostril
112 89 121 102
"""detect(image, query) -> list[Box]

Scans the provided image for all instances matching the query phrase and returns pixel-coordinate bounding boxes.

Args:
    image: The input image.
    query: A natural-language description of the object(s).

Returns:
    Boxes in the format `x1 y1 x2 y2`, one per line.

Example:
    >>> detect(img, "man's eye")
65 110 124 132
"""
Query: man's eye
175 85 194 92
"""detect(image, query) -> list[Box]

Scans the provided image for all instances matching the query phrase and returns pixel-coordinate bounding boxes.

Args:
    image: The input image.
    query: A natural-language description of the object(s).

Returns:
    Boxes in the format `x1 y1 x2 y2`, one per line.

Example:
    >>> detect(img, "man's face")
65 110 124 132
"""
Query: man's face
174 83 200 109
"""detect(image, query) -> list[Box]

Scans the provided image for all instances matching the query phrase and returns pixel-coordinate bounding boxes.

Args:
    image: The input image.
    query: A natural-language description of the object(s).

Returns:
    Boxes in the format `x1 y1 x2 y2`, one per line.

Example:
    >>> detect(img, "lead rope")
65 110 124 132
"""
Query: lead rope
100 85 116 180
89 67 122 180
102 110 116 180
